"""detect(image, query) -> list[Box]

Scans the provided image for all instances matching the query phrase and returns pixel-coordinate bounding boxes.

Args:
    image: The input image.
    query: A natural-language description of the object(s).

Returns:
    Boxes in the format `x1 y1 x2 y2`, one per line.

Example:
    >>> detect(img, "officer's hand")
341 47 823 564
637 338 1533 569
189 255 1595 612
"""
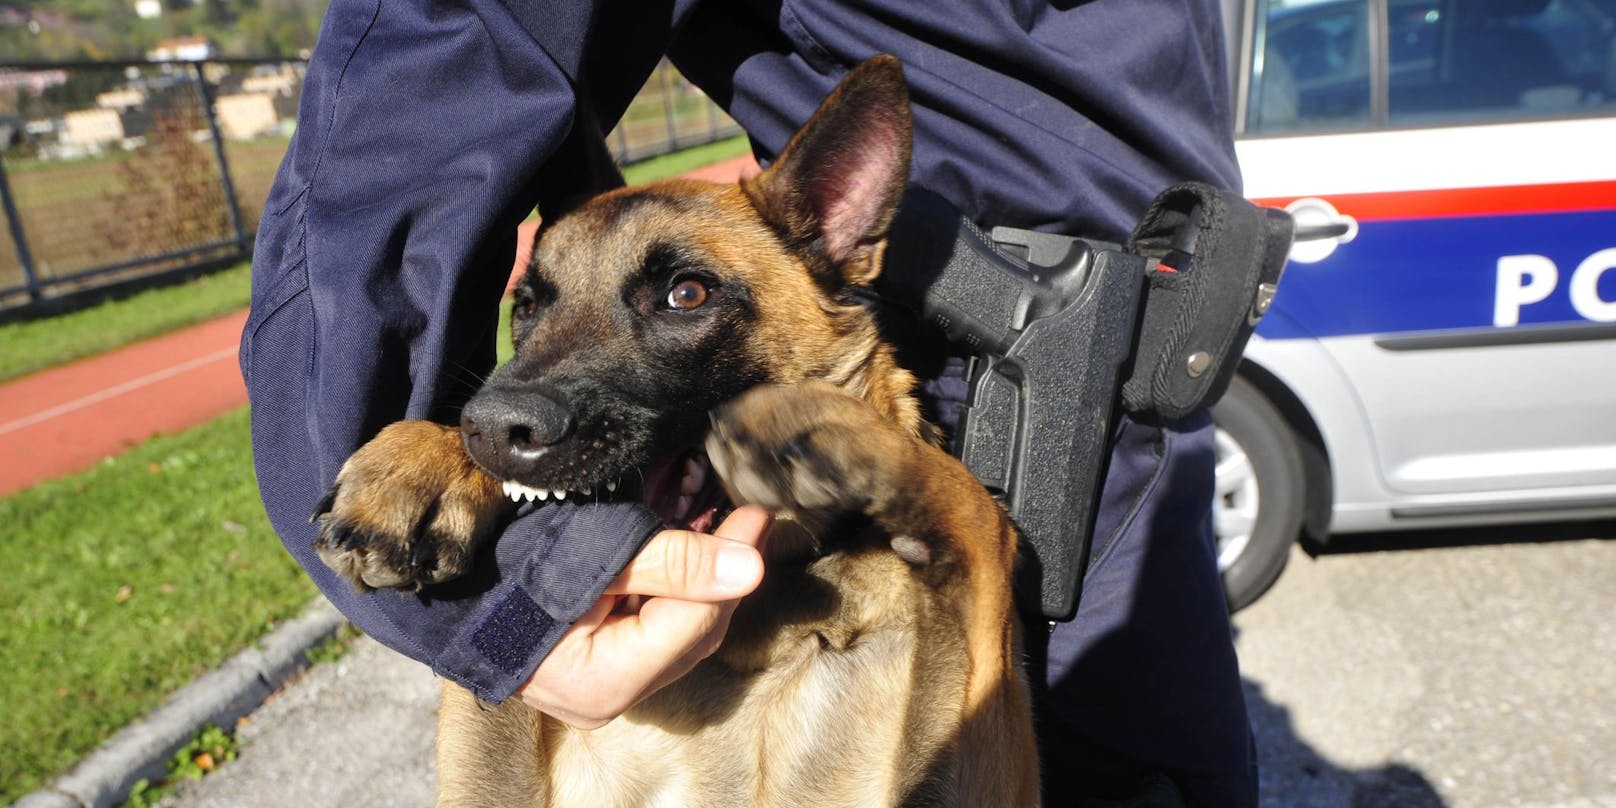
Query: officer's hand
516 506 771 728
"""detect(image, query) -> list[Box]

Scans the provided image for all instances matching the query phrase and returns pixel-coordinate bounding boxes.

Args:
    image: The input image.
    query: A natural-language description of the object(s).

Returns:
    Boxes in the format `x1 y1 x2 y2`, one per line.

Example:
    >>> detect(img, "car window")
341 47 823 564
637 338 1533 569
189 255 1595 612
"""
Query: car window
1249 0 1373 132
1390 0 1616 123
1247 0 1616 133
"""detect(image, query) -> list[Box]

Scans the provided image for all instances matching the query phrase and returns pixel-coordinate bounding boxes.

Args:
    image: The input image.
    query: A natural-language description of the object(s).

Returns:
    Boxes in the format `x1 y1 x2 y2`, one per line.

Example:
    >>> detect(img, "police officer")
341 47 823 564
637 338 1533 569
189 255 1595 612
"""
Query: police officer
244 1 1255 804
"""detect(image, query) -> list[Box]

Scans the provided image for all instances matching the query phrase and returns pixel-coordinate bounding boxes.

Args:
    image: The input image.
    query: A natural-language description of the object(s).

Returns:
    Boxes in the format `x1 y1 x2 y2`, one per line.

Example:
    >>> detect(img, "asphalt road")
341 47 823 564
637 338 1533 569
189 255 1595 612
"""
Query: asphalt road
1236 521 1616 808
160 522 1616 808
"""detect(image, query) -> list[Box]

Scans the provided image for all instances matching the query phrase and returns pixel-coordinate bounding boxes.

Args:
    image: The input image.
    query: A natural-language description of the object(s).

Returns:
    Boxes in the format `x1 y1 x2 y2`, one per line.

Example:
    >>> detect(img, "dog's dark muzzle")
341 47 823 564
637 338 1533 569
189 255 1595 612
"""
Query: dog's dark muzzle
460 382 573 476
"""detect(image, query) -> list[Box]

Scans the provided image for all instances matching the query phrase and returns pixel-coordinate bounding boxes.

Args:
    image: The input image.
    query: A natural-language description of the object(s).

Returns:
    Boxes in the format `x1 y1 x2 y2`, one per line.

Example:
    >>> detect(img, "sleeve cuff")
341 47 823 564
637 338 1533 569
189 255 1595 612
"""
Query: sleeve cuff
432 502 663 703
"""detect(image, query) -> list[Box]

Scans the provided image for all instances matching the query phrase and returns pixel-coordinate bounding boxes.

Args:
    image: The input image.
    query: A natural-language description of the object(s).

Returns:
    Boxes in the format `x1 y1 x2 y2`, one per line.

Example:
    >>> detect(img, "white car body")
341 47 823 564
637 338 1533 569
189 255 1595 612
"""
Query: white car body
1238 117 1616 533
1209 0 1616 604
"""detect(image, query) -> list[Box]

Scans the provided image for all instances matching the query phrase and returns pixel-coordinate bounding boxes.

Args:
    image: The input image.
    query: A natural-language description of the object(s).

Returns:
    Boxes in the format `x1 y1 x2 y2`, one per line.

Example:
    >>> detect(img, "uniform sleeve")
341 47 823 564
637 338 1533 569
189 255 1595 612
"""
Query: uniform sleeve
241 0 664 703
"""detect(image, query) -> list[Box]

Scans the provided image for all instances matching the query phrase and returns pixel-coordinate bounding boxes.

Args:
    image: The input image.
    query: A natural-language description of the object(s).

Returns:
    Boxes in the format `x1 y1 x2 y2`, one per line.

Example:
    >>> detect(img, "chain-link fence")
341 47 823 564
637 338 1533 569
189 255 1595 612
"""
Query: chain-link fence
0 58 743 314
612 61 745 164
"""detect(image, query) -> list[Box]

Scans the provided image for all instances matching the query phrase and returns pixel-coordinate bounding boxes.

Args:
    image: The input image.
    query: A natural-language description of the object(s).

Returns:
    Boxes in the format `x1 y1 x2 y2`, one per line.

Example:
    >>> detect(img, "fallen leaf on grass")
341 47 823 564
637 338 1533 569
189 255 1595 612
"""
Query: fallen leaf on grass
115 584 134 603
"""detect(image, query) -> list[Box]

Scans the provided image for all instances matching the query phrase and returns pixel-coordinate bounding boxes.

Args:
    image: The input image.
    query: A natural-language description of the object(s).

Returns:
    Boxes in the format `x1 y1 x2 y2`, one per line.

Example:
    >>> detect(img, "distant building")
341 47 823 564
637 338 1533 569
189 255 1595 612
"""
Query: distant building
147 36 216 62
242 72 297 98
214 93 278 140
62 108 150 149
96 88 147 111
0 69 69 96
240 68 301 120
63 109 124 147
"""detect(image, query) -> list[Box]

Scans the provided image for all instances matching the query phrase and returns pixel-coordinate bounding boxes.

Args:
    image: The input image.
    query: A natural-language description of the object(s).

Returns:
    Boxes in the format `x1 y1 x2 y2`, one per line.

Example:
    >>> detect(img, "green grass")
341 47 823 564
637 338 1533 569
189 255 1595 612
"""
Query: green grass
0 407 316 803
0 262 252 383
498 294 516 365
621 134 750 185
123 723 240 808
303 622 362 667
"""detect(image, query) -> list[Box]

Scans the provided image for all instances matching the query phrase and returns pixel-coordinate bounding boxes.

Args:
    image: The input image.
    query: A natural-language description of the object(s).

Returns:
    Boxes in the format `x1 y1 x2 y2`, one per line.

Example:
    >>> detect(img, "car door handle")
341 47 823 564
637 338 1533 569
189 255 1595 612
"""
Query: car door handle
1293 220 1352 241
1282 198 1357 263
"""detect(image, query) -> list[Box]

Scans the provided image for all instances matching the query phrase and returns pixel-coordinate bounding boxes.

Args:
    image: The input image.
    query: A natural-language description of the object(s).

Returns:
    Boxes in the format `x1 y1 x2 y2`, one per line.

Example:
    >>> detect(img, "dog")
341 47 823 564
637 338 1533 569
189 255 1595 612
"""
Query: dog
311 55 1039 807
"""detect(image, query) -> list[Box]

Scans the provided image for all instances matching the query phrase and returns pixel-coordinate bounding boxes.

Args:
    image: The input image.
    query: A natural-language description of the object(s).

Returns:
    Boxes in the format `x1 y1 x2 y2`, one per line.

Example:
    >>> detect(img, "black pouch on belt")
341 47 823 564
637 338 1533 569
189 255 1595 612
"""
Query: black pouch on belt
1121 183 1295 420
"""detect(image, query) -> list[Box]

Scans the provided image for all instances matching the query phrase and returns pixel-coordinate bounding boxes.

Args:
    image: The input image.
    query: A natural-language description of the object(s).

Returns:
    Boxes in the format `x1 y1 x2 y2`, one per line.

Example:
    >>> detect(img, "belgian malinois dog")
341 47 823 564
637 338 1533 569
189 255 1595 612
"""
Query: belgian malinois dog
311 55 1038 807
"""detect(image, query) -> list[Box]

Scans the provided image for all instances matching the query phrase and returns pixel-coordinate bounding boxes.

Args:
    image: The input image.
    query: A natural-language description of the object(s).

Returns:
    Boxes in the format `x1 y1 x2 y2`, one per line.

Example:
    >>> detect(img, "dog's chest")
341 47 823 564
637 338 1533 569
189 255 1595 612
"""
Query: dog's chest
545 552 968 807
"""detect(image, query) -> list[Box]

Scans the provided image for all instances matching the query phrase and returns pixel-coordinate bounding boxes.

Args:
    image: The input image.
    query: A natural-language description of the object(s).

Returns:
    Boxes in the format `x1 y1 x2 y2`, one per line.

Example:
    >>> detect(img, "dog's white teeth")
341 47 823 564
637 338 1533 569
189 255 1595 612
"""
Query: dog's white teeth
681 458 706 496
500 484 595 503
605 480 618 493
504 482 559 504
674 495 692 521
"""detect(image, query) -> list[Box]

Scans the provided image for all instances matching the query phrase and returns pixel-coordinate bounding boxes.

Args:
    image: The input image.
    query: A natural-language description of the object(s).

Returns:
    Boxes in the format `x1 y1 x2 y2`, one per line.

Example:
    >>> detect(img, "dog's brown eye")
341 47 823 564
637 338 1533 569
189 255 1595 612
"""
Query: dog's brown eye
666 278 709 310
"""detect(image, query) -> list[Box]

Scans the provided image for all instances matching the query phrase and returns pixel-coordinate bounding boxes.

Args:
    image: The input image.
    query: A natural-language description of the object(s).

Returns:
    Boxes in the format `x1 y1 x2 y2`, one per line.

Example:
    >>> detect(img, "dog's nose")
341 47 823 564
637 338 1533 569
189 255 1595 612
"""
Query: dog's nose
461 385 573 471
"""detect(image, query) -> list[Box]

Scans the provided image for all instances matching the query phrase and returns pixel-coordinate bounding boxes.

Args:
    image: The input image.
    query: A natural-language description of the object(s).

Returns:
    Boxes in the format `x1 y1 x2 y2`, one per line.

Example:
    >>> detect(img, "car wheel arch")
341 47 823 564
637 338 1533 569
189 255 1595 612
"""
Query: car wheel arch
1231 359 1334 547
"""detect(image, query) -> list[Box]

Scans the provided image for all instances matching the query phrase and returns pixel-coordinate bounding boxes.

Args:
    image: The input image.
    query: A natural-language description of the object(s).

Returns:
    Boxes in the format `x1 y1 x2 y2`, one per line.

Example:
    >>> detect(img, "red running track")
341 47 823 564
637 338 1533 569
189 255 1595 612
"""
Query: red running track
0 155 758 497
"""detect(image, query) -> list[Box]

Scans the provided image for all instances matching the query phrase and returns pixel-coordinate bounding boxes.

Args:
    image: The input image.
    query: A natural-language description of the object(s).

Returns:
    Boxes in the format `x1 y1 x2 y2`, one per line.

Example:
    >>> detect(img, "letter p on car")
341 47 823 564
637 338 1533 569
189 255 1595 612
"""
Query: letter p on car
1495 249 1616 327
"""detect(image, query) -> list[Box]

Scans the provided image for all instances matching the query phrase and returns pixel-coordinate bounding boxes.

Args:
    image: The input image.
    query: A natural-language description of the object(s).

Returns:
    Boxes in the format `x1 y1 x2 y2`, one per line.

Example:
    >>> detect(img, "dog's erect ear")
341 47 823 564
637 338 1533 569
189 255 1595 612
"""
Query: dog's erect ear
742 55 913 287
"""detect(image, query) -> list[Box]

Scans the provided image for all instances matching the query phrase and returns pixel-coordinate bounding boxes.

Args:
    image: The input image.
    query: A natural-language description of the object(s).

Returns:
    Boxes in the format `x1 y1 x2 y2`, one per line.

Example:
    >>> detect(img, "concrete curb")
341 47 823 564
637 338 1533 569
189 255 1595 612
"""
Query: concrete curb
11 599 345 808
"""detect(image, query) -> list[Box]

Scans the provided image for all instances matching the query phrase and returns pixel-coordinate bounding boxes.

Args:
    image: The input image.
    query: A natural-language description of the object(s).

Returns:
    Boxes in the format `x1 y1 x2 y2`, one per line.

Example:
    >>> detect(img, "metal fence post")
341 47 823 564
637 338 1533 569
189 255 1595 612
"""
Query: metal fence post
658 63 680 153
193 61 251 255
0 156 43 302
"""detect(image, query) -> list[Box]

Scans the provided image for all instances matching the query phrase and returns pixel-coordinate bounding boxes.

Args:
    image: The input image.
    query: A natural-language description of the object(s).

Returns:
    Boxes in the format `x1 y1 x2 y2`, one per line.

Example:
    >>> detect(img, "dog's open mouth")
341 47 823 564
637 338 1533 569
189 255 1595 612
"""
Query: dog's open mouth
498 450 729 533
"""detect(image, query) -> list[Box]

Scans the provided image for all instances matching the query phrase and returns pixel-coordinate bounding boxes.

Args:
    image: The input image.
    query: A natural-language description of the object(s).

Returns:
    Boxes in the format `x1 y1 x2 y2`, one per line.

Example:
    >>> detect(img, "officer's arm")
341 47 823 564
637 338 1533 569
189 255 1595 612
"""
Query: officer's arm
244 0 708 704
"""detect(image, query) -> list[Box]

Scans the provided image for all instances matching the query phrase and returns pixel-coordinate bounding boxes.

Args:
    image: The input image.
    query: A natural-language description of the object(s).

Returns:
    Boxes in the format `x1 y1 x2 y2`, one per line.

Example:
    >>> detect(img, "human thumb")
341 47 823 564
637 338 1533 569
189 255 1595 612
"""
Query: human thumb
606 506 771 601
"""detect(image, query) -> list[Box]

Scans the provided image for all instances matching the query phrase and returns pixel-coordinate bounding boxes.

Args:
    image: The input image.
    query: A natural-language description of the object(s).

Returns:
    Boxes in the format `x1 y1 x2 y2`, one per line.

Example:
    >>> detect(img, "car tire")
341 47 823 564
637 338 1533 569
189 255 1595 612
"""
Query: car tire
1210 377 1306 612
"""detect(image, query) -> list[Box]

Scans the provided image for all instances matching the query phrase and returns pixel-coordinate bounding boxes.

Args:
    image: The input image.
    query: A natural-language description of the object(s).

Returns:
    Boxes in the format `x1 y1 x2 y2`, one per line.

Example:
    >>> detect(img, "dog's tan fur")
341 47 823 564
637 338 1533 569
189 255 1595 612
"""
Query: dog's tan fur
316 56 1038 807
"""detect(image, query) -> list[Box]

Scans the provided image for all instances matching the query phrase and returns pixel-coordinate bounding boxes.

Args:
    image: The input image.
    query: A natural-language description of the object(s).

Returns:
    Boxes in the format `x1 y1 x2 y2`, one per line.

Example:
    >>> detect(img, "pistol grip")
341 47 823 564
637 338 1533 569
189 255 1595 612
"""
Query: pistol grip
957 249 1146 620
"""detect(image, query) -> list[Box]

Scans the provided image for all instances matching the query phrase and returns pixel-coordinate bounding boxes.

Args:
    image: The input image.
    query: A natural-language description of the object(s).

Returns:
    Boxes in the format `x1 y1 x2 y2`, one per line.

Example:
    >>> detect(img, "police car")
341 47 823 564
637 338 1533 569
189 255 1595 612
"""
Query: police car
1213 0 1616 608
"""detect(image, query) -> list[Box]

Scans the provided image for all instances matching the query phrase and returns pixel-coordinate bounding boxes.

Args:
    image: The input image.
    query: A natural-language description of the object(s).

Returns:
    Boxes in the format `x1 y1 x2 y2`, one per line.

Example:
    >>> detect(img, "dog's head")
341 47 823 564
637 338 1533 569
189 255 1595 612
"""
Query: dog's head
460 56 917 531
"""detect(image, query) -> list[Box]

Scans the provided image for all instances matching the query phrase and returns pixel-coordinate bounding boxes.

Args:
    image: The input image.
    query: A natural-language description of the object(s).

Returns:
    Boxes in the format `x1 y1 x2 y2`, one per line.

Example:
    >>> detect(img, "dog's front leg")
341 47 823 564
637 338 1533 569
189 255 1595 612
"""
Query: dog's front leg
312 420 508 591
705 381 1040 806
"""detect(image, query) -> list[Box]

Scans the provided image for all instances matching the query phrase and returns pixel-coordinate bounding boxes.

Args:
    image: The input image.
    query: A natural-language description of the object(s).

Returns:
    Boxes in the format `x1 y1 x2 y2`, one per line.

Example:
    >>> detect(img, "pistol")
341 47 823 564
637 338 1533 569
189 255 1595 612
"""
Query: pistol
876 186 1293 620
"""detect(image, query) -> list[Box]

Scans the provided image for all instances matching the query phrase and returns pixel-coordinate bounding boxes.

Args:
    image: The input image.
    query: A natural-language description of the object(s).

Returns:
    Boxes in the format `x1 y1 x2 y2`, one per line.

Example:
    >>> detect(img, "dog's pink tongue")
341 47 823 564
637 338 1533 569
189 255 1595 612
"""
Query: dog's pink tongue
639 452 719 531
640 455 684 522
688 507 718 534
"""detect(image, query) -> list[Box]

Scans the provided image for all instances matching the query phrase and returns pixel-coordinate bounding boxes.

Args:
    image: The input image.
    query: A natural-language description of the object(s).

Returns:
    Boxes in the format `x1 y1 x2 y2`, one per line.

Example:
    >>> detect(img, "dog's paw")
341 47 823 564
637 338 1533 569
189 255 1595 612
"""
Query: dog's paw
705 382 916 522
311 421 506 591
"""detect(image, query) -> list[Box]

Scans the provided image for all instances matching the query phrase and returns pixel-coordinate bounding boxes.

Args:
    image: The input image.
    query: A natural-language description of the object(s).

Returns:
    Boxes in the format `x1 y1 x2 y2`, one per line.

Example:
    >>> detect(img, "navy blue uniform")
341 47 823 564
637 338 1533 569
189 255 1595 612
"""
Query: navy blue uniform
242 1 1253 804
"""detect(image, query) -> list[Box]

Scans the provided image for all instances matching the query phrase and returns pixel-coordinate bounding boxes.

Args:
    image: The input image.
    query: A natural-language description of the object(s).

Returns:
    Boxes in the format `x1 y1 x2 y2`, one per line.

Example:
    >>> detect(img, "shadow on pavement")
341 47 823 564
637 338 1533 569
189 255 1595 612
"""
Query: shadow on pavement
1244 678 1445 808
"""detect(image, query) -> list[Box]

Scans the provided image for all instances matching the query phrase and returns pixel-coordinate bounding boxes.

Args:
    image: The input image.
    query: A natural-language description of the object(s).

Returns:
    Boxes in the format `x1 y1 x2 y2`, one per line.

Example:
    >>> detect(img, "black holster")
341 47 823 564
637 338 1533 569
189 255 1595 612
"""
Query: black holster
875 183 1293 619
